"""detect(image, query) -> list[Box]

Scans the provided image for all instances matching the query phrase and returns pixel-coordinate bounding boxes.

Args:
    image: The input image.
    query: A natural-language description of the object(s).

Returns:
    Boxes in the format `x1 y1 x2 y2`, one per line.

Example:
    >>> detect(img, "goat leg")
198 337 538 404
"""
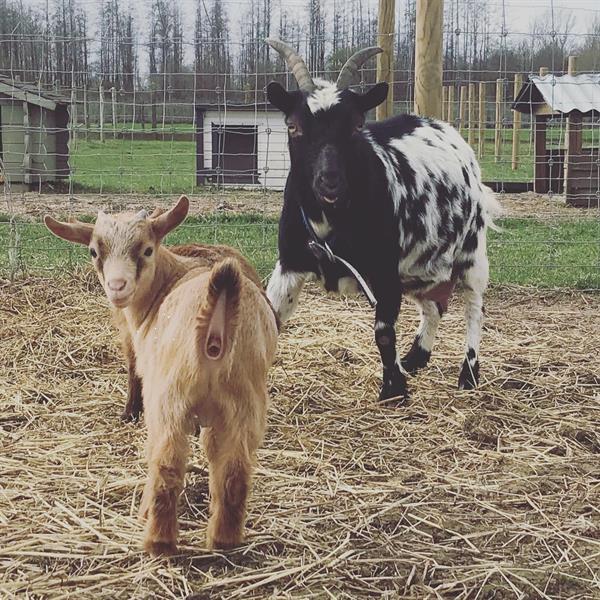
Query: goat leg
372 278 409 405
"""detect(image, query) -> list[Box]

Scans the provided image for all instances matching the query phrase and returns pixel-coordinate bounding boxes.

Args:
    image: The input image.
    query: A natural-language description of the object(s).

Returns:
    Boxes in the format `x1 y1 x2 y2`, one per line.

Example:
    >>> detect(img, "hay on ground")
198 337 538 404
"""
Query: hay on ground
0 275 599 598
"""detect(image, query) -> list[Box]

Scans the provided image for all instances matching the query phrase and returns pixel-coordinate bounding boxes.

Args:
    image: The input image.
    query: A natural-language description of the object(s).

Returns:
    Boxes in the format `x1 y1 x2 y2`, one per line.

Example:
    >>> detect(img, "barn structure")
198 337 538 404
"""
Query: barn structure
0 77 70 189
195 103 288 189
512 73 600 207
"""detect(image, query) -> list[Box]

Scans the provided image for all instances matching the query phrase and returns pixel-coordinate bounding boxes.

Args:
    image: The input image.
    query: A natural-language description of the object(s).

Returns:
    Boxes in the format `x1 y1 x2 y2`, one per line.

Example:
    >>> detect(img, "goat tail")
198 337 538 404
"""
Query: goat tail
197 258 242 362
480 184 503 232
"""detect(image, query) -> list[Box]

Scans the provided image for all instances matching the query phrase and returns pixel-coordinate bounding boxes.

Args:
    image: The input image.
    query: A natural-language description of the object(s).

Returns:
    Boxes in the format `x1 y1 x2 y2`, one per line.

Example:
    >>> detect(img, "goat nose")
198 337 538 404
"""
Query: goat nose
320 172 338 188
108 278 127 291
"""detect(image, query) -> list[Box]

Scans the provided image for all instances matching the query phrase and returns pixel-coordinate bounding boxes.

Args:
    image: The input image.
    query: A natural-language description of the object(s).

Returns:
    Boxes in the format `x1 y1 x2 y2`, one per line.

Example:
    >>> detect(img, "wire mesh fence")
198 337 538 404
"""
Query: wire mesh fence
0 0 598 288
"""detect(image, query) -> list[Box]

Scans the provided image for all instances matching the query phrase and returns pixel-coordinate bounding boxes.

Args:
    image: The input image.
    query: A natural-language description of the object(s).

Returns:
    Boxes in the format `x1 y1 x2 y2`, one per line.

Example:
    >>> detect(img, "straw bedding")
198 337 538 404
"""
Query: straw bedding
1 275 599 598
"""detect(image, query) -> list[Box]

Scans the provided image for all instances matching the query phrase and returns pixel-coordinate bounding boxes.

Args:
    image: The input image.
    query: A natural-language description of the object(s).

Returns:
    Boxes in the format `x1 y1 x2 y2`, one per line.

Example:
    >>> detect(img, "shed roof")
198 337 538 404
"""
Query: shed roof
512 74 600 116
0 77 69 111
196 102 278 113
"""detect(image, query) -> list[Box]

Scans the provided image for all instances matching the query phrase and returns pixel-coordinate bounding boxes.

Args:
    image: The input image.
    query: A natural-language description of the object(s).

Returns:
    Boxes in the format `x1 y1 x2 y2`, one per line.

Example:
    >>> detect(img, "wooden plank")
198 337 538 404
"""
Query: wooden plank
494 78 503 163
414 0 443 119
376 0 396 120
0 82 56 111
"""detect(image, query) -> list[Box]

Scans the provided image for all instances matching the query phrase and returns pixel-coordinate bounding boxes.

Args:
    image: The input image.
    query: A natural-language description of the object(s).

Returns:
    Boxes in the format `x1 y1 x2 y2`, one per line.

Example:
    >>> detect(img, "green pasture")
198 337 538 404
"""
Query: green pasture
1 214 598 289
67 123 600 193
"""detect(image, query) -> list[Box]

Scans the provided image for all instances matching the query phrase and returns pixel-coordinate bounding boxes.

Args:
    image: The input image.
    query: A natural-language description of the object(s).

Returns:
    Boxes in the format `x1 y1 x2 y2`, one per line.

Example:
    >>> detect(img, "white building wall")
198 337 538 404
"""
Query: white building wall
202 109 288 190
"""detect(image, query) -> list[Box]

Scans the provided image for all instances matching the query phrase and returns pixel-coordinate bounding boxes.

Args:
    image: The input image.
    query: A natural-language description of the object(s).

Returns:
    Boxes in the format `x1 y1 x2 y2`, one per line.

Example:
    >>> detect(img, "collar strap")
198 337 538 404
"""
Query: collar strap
299 205 377 308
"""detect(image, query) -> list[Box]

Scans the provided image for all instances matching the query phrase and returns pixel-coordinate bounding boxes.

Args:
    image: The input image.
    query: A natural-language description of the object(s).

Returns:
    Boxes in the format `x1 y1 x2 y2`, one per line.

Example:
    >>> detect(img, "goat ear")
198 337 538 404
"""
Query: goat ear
151 195 189 239
266 81 298 114
355 82 389 113
44 215 93 245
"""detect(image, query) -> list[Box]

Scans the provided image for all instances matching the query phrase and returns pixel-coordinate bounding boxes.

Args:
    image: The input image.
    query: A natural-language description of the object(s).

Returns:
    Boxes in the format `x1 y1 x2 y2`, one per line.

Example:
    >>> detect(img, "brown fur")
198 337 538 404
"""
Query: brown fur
132 247 277 555
118 243 279 422
45 199 279 556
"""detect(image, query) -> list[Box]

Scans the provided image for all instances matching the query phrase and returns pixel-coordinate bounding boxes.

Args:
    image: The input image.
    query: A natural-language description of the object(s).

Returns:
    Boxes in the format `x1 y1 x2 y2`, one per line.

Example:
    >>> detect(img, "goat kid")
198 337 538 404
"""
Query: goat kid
264 40 501 403
45 196 278 555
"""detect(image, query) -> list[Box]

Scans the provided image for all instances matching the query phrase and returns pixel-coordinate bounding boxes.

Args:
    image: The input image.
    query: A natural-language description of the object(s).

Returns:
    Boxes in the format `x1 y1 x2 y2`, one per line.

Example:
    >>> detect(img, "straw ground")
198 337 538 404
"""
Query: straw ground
1 275 599 598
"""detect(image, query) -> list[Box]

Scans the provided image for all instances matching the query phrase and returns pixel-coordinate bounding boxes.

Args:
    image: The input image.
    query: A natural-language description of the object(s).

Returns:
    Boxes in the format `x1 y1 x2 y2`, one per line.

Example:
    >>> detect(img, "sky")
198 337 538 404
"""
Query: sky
20 0 600 71
23 0 600 38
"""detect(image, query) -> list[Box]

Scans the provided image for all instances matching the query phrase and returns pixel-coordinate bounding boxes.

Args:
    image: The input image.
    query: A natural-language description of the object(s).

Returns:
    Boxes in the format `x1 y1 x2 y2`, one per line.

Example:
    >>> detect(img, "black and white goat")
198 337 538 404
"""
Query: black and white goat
265 39 500 403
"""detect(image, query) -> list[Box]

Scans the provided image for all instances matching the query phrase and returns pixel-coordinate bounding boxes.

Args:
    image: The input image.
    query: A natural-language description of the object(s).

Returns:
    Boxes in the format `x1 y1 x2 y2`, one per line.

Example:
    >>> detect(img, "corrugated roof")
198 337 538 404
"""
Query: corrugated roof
512 73 600 115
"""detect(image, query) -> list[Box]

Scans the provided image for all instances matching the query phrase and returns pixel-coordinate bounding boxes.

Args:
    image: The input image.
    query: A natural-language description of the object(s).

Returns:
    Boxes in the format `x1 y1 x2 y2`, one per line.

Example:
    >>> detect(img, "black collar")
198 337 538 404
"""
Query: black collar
299 204 377 308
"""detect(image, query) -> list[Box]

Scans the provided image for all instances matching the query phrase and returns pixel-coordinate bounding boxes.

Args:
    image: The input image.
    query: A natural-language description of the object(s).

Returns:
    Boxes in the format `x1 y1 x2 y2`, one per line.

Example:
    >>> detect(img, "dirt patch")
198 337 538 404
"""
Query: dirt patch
3 188 599 221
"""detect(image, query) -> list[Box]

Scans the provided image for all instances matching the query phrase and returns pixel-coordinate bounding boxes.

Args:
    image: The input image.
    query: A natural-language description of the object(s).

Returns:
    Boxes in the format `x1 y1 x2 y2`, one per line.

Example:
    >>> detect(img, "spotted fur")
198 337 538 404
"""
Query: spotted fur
265 75 501 402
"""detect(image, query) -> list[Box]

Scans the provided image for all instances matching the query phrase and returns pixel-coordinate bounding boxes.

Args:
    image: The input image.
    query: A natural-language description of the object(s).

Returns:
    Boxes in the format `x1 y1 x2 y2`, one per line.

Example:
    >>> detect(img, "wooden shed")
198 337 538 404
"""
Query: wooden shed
195 103 288 189
0 77 69 189
512 73 600 207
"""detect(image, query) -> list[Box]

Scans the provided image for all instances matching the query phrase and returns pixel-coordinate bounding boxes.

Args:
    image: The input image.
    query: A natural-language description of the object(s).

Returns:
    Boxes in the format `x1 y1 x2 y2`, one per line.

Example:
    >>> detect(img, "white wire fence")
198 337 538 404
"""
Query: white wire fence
0 1 599 288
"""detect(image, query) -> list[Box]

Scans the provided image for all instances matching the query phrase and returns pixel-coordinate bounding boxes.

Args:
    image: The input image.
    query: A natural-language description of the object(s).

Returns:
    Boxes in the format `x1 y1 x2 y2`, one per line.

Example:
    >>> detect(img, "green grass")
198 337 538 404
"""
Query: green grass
0 214 278 280
488 219 599 288
66 123 600 193
68 134 527 194
70 138 197 194
1 214 598 289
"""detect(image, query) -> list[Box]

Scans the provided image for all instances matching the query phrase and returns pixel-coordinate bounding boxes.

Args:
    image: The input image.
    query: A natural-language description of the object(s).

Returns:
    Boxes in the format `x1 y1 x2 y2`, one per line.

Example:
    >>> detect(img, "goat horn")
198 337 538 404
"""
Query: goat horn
265 38 315 92
336 47 383 89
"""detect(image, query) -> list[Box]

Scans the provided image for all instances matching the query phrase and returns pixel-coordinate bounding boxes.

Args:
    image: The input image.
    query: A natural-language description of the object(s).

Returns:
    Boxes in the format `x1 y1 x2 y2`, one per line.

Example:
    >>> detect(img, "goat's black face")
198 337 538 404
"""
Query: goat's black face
267 81 388 212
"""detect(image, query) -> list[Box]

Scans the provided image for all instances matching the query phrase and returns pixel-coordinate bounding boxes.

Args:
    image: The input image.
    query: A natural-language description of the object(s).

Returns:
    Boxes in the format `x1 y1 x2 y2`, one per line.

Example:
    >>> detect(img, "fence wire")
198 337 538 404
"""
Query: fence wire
0 0 598 289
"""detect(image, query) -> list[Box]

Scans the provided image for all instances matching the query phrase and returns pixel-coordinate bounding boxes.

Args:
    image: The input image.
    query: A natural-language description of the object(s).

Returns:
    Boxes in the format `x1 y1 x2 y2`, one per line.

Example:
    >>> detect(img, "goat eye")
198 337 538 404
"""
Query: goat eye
355 123 364 131
144 247 153 257
90 248 97 258
287 124 297 135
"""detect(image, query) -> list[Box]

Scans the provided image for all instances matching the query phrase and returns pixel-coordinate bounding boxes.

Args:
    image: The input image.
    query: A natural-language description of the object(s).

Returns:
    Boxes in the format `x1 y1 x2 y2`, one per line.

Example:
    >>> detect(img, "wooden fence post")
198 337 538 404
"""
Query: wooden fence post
459 84 467 132
99 84 104 143
151 89 157 139
111 87 117 138
376 0 395 121
494 78 503 163
70 87 77 148
414 0 443 119
447 84 455 124
468 83 476 147
511 73 523 170
442 86 448 120
478 81 486 158
83 83 88 140
564 56 579 202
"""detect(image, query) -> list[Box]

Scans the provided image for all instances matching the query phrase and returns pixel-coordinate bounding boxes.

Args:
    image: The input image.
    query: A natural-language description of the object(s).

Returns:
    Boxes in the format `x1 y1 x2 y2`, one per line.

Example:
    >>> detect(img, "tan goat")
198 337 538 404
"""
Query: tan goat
44 196 278 555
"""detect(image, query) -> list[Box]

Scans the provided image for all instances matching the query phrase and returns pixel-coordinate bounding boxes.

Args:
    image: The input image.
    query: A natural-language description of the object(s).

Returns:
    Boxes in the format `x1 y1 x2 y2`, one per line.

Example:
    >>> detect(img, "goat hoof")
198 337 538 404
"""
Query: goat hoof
458 359 479 390
208 537 242 551
401 343 431 375
121 410 140 423
379 368 409 406
144 539 178 557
